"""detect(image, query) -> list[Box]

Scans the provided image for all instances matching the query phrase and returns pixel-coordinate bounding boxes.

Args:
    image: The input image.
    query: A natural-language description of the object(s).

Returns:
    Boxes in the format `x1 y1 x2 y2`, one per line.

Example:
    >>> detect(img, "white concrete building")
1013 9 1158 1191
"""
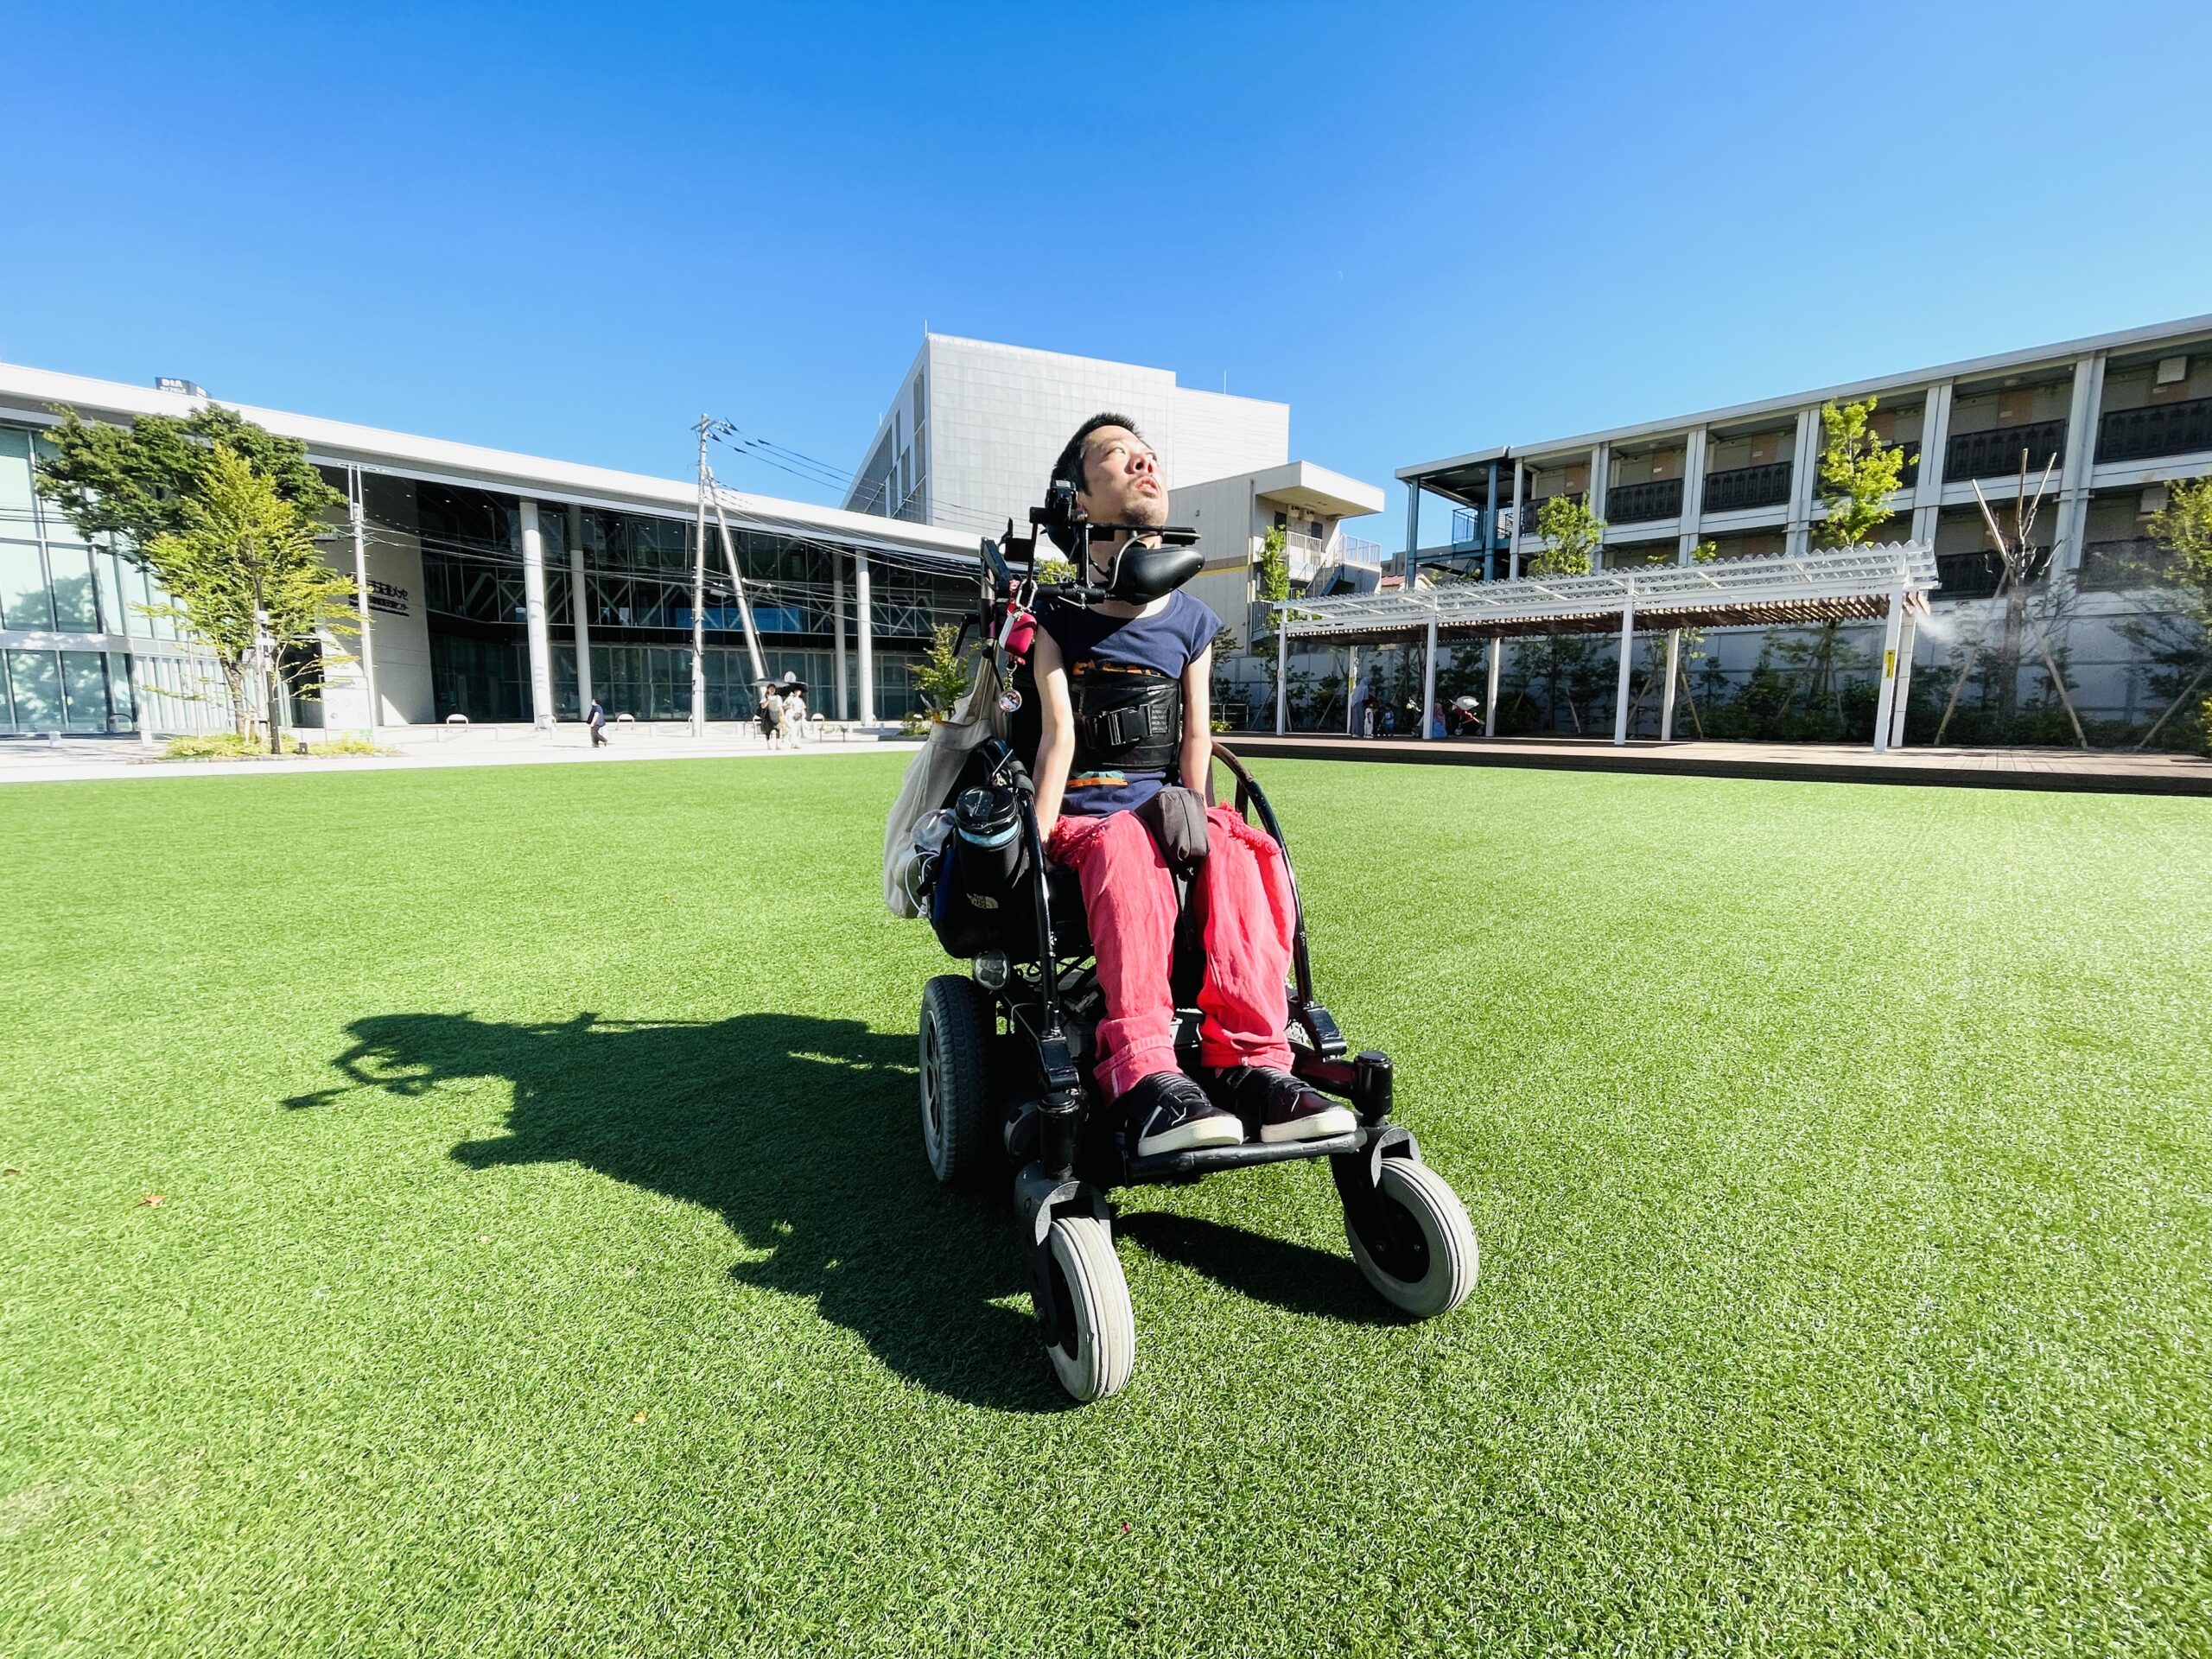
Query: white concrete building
845 334 1292 540
1179 461 1389 619
1398 313 2212 731
844 334 1389 728
0 362 981 737
1177 461 1386 731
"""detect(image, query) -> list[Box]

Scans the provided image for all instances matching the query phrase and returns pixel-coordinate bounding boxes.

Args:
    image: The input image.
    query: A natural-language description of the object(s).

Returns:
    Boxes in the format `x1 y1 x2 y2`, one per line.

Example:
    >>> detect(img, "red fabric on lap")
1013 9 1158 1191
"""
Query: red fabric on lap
1048 804 1294 1100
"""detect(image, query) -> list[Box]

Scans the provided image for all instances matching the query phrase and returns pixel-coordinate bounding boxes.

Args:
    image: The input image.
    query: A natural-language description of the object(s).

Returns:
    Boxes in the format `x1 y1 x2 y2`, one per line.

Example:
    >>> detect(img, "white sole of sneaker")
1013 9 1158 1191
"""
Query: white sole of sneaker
1259 1106 1358 1145
1136 1116 1246 1158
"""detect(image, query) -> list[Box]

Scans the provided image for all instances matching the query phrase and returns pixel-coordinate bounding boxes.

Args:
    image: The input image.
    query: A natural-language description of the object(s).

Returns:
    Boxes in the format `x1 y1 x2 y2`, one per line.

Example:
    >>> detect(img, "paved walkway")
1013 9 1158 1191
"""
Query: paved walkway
0 723 924 785
1227 732 2212 797
13 722 2208 798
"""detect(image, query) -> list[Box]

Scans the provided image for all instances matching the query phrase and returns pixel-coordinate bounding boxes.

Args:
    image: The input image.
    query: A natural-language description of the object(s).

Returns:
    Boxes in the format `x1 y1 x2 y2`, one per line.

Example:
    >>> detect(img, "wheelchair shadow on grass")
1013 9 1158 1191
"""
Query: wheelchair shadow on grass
1115 1212 1396 1327
288 1009 1071 1413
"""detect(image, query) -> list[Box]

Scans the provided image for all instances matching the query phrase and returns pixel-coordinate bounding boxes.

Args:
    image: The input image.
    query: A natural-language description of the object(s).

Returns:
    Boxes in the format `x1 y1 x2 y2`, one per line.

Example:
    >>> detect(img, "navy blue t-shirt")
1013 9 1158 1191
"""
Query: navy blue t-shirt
1041 588 1222 817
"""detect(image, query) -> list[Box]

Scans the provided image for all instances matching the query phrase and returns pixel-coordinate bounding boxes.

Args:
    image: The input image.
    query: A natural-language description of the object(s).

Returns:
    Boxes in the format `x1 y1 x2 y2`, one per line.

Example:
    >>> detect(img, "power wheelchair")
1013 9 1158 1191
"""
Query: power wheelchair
905 507 1478 1404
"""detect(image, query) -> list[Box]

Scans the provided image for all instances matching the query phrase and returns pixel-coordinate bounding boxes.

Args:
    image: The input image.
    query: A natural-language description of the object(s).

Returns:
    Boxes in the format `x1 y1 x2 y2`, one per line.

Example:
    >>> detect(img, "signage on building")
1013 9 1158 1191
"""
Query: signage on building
365 580 410 618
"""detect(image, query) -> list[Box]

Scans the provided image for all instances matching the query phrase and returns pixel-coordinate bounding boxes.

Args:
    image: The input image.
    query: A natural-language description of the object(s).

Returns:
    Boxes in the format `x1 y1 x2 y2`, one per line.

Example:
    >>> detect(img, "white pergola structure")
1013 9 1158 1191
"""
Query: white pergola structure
1273 542 1940 754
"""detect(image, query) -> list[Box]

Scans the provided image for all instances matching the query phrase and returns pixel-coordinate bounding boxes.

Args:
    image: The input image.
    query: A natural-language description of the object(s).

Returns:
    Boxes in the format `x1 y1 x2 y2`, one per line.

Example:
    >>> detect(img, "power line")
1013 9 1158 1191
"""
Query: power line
705 420 1014 537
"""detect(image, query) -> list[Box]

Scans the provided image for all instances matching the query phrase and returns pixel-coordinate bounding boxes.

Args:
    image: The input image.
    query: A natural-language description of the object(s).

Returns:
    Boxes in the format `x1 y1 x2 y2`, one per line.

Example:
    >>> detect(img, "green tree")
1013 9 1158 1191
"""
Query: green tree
1801 400 1911 737
1247 525 1295 716
1666 542 1724 735
36 404 343 548
1207 623 1243 731
139 446 359 749
1813 397 1906 550
1035 554 1075 586
1256 524 1290 603
1529 494 1600 577
38 405 353 746
1528 495 1602 729
2134 475 2212 751
910 623 973 718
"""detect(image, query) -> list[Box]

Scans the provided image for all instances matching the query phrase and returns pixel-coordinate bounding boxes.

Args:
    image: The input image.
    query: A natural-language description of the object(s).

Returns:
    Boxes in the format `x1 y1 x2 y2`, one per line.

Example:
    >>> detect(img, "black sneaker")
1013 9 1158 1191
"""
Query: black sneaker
1209 1065 1358 1145
1122 1073 1244 1158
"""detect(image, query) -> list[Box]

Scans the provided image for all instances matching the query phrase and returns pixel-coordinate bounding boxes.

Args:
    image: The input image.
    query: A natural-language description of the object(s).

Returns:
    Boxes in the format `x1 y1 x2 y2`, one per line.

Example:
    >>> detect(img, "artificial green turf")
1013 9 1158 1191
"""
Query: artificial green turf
2 753 2207 1657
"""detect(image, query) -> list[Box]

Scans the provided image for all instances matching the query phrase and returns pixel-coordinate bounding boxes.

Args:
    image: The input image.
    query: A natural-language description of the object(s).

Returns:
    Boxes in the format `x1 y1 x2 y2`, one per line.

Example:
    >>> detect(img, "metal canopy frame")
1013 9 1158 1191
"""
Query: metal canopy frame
1271 542 1939 754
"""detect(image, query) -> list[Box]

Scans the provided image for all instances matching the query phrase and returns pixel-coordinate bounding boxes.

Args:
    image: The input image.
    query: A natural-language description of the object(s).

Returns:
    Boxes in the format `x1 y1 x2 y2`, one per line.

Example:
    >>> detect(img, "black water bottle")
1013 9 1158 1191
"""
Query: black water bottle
954 783 1025 904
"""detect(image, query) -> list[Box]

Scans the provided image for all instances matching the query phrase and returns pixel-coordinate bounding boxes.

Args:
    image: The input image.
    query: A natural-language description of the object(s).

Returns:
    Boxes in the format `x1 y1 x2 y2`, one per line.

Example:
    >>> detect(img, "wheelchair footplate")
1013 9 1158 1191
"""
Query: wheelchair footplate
1122 1126 1368 1184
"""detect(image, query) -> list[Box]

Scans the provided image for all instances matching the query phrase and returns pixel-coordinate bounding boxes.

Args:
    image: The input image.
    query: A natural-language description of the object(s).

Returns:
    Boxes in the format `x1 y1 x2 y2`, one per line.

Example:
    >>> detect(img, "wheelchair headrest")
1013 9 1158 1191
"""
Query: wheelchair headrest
1097 540 1205 604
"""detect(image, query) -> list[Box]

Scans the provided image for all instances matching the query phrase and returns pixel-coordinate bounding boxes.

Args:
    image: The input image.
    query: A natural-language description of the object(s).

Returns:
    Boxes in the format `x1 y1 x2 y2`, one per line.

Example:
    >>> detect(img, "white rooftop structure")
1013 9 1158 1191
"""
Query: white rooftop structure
845 334 1291 539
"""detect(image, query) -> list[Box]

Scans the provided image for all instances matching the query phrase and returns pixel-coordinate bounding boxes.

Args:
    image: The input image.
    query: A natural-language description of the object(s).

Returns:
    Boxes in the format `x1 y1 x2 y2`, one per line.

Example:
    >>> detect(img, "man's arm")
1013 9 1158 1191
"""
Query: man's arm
1031 626 1077 844
1180 645 1212 794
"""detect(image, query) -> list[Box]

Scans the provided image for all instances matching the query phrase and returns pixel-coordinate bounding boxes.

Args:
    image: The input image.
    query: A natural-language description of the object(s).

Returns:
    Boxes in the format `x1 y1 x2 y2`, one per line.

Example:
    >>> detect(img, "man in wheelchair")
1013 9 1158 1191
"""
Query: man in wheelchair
1028 415 1357 1160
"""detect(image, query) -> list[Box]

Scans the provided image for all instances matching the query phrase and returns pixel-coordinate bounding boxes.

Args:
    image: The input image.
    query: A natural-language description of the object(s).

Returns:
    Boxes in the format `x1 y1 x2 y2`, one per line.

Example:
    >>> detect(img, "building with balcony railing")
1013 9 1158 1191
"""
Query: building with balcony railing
1173 461 1387 652
1395 312 2212 728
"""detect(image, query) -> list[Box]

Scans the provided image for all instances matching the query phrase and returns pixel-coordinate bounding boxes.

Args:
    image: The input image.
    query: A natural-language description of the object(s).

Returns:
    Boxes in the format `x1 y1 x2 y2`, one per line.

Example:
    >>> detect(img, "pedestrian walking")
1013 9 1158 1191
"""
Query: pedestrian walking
784 683 808 744
588 696 608 747
760 683 785 749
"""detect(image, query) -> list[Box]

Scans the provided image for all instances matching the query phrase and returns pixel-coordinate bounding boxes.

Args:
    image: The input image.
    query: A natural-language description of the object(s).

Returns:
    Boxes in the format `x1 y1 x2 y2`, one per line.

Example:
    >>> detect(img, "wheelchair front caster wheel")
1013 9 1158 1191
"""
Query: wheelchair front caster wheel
1040 1215 1135 1402
1344 1158 1478 1319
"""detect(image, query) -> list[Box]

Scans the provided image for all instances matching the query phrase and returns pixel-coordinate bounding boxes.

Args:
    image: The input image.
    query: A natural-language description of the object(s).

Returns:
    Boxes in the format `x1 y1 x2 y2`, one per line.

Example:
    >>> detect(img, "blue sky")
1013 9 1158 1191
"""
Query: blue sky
5 0 2209 543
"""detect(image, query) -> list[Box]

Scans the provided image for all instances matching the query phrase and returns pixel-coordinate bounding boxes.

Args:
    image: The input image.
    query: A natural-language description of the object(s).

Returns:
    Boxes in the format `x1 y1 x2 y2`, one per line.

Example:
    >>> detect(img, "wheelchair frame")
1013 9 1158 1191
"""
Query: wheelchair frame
912 524 1475 1396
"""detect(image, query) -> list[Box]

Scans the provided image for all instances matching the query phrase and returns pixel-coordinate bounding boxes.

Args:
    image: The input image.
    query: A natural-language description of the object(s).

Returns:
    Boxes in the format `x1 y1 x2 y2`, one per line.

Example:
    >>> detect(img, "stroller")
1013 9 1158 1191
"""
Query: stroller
893 494 1478 1402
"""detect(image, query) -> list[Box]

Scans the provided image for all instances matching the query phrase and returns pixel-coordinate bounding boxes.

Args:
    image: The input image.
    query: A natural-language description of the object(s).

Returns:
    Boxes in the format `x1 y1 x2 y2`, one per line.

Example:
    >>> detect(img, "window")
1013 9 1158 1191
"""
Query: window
0 429 35 543
141 565 177 639
61 651 109 731
107 655 135 728
0 543 51 631
7 650 60 728
48 546 100 632
96 553 127 635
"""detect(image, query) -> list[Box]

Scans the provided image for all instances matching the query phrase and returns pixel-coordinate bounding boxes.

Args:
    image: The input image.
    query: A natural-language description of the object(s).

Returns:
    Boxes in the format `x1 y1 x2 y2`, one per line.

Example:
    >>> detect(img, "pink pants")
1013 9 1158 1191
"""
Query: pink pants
1047 804 1298 1100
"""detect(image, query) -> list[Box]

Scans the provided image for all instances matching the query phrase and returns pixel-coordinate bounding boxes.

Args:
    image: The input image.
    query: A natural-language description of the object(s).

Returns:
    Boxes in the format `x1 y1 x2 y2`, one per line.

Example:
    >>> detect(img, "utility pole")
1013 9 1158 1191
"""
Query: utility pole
690 416 711 737
707 484 770 686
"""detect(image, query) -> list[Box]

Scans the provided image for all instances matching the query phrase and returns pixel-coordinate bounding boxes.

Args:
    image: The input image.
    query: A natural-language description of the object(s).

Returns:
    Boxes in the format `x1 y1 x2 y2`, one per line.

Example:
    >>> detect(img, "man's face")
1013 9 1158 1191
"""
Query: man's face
1074 426 1166 532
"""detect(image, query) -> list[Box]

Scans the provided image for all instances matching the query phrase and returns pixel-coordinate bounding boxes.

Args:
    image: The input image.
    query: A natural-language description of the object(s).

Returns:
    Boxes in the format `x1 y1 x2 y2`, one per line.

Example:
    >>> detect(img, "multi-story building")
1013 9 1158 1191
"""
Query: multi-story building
1397 313 2212 725
1179 462 1387 622
844 334 1294 540
0 363 981 736
844 334 1388 727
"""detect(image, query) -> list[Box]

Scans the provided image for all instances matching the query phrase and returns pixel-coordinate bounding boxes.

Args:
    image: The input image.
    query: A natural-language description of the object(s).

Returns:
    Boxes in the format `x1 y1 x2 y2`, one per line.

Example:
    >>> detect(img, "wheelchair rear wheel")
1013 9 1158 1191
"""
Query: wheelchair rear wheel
1041 1214 1135 1402
919 975 996 1185
1344 1158 1479 1319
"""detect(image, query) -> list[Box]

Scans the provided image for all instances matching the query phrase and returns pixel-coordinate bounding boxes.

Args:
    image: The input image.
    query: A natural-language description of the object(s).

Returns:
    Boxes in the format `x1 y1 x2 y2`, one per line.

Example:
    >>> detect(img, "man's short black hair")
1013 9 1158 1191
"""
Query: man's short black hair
1052 413 1145 498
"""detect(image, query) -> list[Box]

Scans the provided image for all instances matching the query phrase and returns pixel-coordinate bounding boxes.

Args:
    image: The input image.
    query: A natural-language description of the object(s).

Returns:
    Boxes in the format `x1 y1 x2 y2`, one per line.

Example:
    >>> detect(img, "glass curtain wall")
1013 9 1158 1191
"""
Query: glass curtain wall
419 480 538 722
0 423 200 734
6 422 969 732
413 476 972 723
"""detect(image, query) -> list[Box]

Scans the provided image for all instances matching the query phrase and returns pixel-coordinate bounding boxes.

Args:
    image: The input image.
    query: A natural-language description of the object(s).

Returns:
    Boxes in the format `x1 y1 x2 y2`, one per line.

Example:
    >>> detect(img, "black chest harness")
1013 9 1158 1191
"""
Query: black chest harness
1068 661 1183 774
